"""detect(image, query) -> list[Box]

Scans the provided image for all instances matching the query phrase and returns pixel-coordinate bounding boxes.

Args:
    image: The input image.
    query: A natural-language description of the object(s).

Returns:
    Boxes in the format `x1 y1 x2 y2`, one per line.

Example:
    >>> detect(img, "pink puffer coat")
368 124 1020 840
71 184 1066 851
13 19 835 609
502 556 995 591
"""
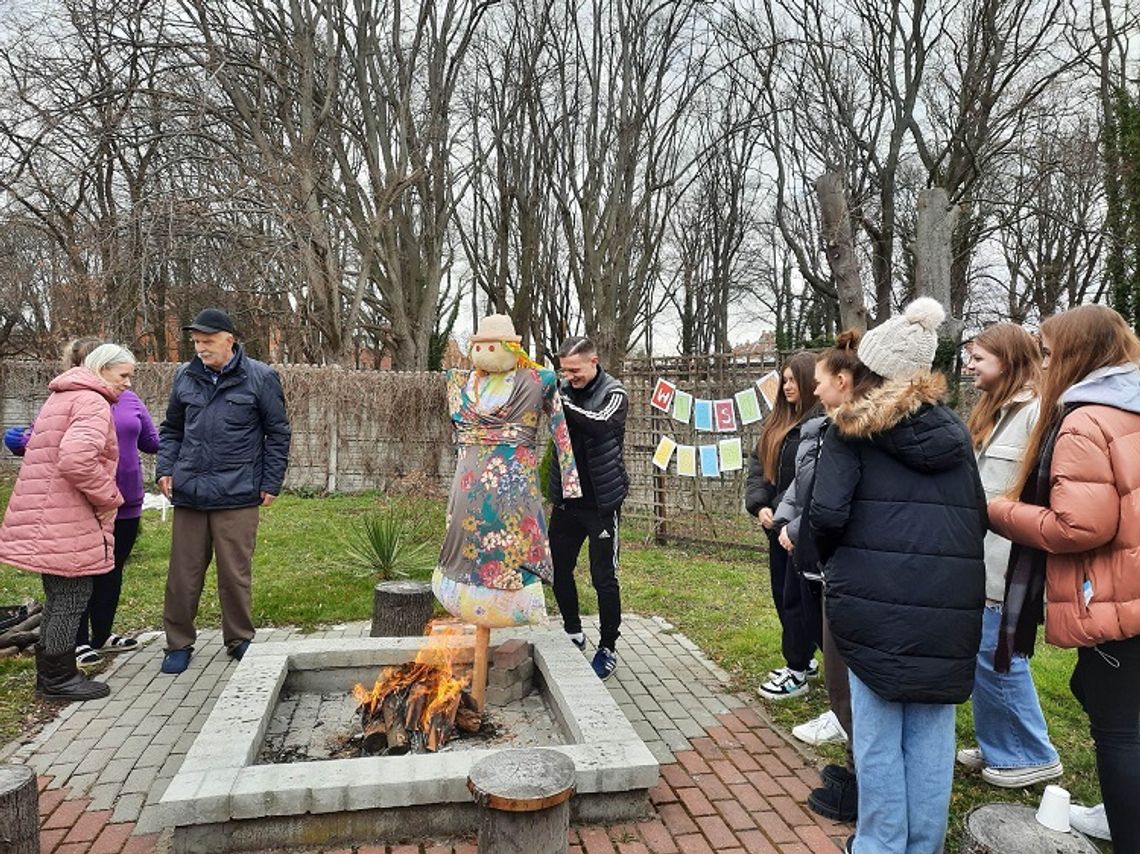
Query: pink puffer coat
0 368 123 576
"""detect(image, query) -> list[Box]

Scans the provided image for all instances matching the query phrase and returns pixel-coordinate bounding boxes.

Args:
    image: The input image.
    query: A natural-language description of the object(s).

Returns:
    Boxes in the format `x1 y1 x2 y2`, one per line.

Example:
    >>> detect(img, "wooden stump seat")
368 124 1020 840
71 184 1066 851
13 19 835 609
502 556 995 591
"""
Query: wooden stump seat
467 748 576 854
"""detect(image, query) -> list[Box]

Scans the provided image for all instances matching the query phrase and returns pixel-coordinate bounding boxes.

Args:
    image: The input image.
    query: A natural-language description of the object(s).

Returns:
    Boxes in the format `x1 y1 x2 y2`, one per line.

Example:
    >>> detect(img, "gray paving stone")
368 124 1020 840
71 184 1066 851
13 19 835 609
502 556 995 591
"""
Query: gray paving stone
134 803 166 834
98 757 136 785
113 734 153 762
75 746 117 776
88 781 122 810
121 764 160 795
112 791 147 822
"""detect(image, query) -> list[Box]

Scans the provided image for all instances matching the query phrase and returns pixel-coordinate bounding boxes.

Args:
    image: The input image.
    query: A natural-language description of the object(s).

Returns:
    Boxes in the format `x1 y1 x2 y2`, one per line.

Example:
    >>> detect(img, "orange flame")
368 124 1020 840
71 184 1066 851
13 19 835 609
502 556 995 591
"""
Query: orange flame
351 624 469 749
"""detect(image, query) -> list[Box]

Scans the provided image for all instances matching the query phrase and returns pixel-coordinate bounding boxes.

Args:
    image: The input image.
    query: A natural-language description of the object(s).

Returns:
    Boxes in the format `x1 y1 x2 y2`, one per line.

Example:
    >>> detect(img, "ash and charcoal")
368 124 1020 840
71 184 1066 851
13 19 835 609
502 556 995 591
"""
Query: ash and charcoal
256 686 565 765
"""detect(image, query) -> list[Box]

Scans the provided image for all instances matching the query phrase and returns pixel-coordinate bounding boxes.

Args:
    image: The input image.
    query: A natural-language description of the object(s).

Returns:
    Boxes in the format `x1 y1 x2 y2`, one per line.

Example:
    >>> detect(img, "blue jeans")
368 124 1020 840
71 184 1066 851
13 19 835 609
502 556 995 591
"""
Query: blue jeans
971 604 1059 768
850 672 956 854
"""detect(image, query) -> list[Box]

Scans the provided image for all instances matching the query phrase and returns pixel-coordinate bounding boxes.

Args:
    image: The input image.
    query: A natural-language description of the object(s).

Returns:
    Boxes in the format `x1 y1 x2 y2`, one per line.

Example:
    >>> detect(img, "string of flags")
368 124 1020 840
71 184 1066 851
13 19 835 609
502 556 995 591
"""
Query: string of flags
648 370 781 478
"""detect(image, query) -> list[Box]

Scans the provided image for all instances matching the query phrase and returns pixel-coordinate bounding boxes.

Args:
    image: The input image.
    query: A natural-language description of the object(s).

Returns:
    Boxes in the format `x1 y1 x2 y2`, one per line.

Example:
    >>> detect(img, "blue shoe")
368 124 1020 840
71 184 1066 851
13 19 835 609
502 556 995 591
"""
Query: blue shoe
160 648 191 674
228 640 251 661
591 647 617 680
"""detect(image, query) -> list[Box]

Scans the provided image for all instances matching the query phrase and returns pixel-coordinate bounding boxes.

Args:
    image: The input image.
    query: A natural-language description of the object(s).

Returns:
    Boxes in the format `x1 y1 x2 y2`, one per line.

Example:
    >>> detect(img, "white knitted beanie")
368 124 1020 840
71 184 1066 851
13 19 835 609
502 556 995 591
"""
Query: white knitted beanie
857 297 946 380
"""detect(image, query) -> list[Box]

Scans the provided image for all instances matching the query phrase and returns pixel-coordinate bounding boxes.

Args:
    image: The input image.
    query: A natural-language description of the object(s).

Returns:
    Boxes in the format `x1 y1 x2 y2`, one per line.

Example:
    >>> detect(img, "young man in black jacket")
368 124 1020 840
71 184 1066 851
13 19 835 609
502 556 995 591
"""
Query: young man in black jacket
546 336 629 679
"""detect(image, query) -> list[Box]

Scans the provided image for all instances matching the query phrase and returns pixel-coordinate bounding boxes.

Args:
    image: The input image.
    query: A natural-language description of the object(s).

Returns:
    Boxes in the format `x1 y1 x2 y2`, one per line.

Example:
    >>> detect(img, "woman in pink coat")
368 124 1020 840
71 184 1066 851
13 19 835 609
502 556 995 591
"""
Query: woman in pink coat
0 344 134 701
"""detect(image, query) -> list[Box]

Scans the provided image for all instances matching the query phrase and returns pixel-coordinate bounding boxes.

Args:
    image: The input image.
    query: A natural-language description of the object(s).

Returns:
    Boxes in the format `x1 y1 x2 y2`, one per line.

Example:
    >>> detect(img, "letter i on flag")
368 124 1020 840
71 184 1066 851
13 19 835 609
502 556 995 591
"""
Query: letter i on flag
650 378 676 412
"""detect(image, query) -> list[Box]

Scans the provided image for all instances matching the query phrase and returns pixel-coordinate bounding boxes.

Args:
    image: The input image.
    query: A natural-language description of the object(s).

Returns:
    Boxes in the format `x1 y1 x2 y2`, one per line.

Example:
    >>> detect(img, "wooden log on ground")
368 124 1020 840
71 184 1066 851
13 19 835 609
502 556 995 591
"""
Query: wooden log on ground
0 613 42 650
361 718 388 754
961 804 1098 853
468 748 576 854
370 580 435 638
0 764 39 854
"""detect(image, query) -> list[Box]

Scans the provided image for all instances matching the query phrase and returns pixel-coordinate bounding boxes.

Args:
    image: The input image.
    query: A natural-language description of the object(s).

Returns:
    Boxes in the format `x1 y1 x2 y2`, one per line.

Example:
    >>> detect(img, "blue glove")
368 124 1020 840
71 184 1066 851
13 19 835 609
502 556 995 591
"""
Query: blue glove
4 425 31 456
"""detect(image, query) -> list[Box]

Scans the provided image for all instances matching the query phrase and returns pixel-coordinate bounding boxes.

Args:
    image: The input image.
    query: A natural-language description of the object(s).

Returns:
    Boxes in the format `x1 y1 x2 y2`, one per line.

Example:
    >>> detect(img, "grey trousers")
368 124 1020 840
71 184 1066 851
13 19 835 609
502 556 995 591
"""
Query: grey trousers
40 575 94 656
163 506 260 652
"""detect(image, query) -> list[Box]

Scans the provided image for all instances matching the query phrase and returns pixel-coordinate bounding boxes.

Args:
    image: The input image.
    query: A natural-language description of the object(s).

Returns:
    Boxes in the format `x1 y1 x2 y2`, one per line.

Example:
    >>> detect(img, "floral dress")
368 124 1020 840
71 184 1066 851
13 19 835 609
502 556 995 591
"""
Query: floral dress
433 366 580 626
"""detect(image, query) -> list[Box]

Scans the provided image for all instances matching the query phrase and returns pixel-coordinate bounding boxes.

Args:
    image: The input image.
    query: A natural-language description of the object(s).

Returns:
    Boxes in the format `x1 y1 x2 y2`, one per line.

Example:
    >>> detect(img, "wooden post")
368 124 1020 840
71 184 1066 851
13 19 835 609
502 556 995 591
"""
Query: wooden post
370 581 435 637
471 625 491 712
0 764 39 854
468 748 576 854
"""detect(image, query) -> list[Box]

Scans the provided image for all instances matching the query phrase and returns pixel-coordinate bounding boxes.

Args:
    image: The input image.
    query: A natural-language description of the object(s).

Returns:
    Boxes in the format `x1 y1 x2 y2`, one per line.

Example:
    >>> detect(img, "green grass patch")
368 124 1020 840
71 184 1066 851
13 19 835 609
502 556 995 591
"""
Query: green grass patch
0 489 1105 851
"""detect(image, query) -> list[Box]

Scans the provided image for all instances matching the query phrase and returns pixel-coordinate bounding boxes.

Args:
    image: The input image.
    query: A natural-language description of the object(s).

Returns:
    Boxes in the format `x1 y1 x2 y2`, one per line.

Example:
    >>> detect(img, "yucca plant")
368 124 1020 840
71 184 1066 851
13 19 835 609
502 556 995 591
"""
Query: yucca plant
348 511 435 580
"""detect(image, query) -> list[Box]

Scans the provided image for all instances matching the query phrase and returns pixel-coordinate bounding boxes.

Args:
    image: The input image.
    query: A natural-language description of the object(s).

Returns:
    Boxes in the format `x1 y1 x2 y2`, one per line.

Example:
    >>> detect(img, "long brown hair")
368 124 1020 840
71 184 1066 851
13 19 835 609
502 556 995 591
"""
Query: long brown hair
1009 305 1140 497
966 324 1041 449
758 352 819 481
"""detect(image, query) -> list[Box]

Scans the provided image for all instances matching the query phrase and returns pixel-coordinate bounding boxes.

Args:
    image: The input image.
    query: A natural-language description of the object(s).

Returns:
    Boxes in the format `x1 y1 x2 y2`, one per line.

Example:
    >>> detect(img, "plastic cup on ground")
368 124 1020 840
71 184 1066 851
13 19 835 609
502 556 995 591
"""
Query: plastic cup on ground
1036 784 1071 833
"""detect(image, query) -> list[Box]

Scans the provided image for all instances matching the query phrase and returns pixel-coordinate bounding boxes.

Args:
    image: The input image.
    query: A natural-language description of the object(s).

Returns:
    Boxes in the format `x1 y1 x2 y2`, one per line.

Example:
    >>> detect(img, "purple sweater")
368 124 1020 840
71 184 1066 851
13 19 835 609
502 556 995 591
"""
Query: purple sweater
113 390 160 519
8 389 159 520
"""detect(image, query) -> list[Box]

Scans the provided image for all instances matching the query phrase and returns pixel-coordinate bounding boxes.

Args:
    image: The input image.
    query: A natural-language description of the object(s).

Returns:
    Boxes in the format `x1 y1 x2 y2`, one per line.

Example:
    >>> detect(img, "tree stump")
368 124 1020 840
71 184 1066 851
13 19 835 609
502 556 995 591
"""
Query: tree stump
467 748 576 854
0 764 39 854
961 804 1099 854
370 581 435 638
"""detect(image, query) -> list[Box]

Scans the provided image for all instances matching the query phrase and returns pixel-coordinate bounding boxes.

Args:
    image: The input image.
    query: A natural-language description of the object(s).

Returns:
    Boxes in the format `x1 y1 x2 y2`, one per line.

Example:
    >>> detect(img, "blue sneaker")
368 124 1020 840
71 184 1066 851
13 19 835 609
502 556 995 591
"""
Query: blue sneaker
229 640 251 661
591 647 617 680
160 648 191 674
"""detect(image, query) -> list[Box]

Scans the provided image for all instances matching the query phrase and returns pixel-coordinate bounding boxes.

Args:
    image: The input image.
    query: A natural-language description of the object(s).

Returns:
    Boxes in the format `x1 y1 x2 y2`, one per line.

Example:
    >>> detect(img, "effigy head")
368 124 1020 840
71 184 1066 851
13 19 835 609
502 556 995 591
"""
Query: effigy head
470 313 525 373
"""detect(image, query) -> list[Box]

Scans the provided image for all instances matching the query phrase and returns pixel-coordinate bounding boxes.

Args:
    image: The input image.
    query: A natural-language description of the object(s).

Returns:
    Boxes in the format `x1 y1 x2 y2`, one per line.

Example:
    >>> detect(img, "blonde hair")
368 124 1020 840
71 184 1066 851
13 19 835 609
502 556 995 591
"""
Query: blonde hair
966 324 1041 449
83 343 136 375
1008 305 1140 497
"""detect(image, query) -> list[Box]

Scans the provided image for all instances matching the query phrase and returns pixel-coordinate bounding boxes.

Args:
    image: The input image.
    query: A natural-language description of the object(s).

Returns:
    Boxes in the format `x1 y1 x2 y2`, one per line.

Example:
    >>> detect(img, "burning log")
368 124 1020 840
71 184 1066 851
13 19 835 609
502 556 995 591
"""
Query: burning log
455 705 481 734
352 629 477 754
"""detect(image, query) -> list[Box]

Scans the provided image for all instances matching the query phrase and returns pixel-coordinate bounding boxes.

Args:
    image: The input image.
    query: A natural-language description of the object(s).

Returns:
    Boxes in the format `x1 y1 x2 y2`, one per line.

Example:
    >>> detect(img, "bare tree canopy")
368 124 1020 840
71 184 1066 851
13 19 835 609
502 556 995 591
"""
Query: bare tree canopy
0 0 1132 364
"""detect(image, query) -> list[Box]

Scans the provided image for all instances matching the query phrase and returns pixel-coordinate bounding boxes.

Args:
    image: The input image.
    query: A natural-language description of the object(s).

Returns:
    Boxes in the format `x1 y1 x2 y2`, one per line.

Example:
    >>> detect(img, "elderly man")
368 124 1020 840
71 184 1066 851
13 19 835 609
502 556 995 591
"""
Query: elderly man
157 308 291 674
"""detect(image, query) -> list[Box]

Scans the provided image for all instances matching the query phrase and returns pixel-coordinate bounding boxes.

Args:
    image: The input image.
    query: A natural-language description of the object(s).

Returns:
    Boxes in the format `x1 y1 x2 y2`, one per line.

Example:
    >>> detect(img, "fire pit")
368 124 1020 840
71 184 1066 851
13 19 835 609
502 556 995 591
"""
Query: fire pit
160 629 658 853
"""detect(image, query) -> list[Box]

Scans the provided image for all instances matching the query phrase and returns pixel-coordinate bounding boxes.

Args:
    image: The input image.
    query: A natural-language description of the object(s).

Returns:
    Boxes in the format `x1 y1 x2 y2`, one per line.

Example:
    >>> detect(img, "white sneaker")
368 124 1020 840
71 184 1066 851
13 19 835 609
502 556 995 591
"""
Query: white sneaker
1070 803 1111 841
955 748 985 771
792 710 847 745
757 669 809 700
980 759 1063 788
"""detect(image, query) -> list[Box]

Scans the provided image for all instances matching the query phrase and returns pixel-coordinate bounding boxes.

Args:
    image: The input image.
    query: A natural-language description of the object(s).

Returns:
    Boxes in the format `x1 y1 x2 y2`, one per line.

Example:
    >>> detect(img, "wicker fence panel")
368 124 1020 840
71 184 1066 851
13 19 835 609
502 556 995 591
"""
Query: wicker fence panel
620 354 779 551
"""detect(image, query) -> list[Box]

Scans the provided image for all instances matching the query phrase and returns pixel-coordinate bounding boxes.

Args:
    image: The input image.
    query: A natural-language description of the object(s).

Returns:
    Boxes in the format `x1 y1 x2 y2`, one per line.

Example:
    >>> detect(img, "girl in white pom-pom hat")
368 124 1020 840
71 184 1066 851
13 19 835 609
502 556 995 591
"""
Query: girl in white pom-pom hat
807 297 988 854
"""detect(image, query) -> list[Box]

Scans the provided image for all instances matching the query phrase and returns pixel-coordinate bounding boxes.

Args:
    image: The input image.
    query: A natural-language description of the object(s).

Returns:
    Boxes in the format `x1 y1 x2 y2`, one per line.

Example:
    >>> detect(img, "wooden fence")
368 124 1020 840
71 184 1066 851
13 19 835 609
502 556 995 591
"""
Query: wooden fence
0 354 808 551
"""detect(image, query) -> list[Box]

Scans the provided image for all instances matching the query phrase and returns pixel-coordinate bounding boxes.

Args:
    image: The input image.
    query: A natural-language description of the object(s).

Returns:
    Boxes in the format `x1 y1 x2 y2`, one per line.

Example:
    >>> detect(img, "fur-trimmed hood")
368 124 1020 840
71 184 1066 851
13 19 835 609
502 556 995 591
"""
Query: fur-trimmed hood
831 370 971 474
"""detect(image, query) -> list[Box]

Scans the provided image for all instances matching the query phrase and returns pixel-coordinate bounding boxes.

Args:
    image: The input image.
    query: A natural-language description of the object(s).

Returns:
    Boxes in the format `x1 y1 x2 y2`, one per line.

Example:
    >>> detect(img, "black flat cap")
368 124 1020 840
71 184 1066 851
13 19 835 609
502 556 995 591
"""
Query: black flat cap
183 308 237 335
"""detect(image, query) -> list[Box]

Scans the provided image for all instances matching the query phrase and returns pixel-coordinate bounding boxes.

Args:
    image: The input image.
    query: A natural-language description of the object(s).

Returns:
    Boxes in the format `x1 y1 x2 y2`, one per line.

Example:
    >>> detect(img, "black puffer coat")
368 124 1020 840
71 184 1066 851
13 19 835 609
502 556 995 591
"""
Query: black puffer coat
157 345 291 510
809 371 986 704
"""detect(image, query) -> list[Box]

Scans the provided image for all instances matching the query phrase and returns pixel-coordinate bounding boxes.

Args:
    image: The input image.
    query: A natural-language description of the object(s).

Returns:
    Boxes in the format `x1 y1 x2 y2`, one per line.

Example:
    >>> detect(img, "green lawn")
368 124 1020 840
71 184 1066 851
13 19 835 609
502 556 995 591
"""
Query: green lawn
0 489 1107 851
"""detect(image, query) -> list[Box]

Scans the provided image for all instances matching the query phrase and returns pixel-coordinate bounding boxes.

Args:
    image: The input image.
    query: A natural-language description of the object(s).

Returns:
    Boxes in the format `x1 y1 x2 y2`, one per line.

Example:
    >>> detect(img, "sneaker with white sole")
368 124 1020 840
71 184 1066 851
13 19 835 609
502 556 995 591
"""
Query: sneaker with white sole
980 759 1063 788
757 668 809 700
1069 803 1111 841
792 710 847 745
955 748 985 771
567 632 587 652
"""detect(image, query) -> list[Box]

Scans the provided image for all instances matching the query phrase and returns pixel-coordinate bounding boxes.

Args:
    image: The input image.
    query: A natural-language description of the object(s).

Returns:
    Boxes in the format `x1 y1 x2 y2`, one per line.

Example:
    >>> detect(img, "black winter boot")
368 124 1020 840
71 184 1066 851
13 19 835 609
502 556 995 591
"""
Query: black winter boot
35 646 110 702
808 770 857 822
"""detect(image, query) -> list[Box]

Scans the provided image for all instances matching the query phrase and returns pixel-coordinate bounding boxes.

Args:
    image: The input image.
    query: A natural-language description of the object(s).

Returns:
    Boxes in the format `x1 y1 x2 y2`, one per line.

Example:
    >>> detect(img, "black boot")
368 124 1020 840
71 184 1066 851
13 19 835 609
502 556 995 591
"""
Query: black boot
809 768 857 822
35 646 110 702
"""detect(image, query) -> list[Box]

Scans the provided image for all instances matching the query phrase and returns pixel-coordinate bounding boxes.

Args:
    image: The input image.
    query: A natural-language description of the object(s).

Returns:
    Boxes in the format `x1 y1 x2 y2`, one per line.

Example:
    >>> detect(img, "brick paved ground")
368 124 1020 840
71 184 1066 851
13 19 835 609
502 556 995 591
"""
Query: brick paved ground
3 615 848 853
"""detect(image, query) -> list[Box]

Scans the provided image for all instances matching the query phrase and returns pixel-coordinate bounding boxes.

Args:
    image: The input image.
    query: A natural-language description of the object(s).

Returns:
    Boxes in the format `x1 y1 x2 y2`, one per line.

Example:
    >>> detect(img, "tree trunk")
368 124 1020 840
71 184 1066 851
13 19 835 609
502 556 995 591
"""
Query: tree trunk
0 764 39 854
370 581 435 638
815 173 867 333
913 187 963 395
914 188 962 337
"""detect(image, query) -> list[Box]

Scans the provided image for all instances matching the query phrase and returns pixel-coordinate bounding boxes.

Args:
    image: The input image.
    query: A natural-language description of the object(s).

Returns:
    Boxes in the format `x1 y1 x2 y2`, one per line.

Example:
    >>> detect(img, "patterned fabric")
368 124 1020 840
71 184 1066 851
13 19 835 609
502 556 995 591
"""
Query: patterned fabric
435 367 580 627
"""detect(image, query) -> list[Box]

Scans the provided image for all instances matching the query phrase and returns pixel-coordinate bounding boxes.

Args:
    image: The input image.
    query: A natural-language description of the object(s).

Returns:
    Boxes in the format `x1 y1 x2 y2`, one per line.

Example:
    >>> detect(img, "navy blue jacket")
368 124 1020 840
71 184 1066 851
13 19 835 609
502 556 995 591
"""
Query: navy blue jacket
809 371 986 704
157 346 291 510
